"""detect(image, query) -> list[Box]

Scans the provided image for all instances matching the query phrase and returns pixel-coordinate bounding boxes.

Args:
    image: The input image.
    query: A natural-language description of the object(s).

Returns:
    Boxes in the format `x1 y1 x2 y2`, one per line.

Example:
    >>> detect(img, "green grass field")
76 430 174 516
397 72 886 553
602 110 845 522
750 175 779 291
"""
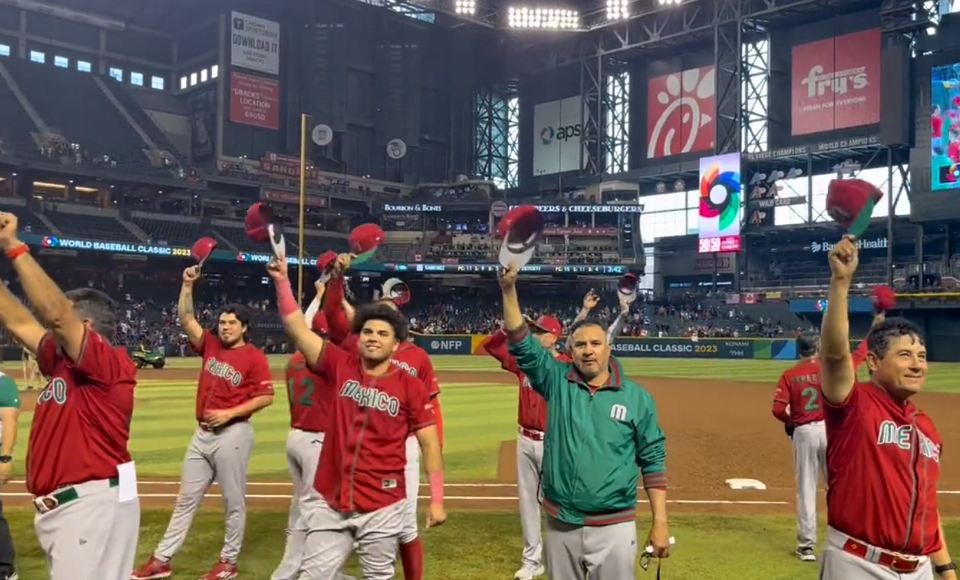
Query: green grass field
4 355 960 578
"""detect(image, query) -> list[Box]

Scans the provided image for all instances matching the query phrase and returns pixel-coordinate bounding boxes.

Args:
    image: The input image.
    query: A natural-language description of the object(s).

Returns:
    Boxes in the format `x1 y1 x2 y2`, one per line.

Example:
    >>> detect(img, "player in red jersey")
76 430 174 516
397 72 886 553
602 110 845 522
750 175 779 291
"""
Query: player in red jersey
481 314 571 580
771 314 879 562
819 235 957 580
322 255 443 580
0 211 138 580
133 266 274 580
267 255 446 580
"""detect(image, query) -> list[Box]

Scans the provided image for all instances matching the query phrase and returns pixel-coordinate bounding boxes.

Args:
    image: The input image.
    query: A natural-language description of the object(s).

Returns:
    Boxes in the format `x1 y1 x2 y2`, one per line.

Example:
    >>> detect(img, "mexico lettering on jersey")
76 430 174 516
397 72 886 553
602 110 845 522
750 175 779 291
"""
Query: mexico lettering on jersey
310 341 436 513
27 330 136 496
825 381 943 555
772 340 870 426
481 330 571 432
286 352 332 433
193 331 274 423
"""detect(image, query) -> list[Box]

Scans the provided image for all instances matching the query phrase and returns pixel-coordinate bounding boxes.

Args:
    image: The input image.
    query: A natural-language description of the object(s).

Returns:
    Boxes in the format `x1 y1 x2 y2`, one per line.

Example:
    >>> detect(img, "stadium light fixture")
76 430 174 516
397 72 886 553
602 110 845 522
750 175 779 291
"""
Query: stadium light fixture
657 0 682 5
606 0 629 20
455 0 476 15
507 6 580 29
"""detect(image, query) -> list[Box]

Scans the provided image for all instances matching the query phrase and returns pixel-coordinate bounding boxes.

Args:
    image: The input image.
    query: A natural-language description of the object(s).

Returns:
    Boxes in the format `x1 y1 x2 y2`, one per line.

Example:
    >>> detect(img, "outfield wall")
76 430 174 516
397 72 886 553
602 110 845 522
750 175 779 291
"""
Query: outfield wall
410 335 801 360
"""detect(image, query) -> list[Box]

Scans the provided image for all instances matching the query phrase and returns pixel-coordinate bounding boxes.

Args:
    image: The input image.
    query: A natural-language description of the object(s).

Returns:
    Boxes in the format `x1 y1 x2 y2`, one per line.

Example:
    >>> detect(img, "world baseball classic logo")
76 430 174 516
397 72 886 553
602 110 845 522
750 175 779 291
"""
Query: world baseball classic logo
646 65 716 160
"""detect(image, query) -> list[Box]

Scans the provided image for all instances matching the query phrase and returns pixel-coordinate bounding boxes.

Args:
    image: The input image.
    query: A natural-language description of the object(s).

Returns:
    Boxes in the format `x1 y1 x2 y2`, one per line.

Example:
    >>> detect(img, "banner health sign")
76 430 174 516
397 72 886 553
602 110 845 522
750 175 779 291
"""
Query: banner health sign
532 95 586 177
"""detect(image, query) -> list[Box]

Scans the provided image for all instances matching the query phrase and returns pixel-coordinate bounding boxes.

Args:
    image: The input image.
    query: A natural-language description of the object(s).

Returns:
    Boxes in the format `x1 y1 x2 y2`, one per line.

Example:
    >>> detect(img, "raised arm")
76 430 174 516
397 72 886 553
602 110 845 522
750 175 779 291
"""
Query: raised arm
0 213 84 361
820 236 858 405
268 256 325 366
303 280 325 322
606 295 631 344
178 266 205 350
500 263 525 334
567 289 600 351
0 279 45 355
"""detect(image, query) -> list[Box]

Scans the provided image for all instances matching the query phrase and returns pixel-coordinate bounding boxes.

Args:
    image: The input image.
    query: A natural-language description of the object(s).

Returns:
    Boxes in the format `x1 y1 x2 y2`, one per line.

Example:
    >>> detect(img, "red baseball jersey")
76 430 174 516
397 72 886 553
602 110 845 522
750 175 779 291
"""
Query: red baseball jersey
193 331 274 422
825 381 943 555
772 340 869 425
286 351 333 432
310 341 436 513
481 330 572 432
27 330 136 496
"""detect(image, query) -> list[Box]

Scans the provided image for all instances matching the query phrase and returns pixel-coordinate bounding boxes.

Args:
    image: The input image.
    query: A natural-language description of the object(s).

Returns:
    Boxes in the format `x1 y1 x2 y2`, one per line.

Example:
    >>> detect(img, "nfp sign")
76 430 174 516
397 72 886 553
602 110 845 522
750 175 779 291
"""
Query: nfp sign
230 12 280 75
532 96 586 177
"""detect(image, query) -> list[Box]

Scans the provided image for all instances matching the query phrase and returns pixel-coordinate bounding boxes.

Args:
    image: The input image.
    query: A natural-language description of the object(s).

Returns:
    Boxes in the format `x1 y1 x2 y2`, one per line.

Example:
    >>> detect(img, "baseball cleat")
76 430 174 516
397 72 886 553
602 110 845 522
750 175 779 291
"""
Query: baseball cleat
199 559 239 580
131 556 172 579
514 564 546 579
796 547 816 562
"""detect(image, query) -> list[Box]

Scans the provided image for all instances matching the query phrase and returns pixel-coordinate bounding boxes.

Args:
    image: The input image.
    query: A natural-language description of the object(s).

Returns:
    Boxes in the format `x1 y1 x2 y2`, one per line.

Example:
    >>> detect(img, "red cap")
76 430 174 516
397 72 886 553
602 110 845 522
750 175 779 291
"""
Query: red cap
529 315 563 336
496 205 544 268
382 277 411 307
349 223 386 264
311 310 330 336
826 179 883 238
317 250 337 273
872 285 896 313
191 236 218 264
244 202 273 244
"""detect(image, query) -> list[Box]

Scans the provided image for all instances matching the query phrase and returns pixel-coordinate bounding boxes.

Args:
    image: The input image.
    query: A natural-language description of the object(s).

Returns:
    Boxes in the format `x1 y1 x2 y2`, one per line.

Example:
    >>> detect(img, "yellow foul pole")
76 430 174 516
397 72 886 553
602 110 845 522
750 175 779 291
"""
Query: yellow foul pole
298 113 308 305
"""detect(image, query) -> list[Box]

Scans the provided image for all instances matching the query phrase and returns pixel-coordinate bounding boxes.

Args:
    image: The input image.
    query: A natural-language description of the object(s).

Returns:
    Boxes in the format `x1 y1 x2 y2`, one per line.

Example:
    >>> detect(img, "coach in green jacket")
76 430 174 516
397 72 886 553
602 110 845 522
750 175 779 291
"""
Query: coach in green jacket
499 263 670 580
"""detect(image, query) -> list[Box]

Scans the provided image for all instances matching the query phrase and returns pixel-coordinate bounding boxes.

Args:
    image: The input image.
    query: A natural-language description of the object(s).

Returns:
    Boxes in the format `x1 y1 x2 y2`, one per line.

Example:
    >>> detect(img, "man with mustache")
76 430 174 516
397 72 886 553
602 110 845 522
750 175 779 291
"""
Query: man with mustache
133 266 274 580
498 262 670 579
819 236 957 580
267 255 446 579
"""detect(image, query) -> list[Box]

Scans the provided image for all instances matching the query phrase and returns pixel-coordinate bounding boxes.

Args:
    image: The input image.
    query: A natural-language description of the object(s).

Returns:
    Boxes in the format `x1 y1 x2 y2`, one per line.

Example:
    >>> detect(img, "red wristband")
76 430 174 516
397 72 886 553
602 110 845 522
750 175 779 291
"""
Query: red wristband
5 244 28 261
429 471 444 506
274 278 298 318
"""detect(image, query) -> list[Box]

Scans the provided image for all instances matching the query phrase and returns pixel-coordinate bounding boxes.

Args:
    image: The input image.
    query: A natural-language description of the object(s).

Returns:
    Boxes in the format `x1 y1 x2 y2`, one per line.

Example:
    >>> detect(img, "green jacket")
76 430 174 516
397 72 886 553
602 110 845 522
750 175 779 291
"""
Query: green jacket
508 330 666 526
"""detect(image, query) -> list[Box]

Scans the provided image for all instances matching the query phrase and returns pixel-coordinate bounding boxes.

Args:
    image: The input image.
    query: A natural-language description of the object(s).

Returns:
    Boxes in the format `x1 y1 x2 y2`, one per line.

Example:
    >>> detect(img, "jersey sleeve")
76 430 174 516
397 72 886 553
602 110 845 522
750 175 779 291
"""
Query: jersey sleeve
407 377 437 433
481 330 520 374
851 339 870 370
0 375 20 409
771 374 791 423
323 277 352 346
36 332 58 377
310 340 350 382
245 351 275 398
507 328 568 400
190 330 216 356
71 328 129 388
634 390 667 489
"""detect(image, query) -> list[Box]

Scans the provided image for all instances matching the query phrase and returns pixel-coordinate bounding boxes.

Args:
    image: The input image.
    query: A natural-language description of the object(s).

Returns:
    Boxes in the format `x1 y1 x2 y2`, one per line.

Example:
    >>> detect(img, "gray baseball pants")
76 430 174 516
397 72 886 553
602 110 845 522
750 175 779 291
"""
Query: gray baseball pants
517 431 545 571
793 421 826 550
272 429 325 580
34 477 140 580
299 496 406 580
820 527 933 580
154 422 254 564
545 516 637 580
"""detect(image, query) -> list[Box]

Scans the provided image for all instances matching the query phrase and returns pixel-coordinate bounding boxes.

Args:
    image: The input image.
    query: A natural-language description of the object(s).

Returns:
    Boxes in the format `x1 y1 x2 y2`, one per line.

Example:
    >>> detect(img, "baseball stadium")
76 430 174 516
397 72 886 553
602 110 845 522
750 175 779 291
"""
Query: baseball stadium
0 0 957 578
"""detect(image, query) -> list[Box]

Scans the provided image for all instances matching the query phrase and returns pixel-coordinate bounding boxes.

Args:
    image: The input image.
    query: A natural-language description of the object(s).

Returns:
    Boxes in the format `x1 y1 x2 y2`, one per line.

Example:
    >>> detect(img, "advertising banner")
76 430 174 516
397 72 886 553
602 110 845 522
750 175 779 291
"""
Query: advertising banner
646 65 716 160
532 96 586 176
930 62 960 191
230 11 280 75
261 188 328 208
698 152 742 253
412 335 474 355
791 28 881 136
229 72 280 130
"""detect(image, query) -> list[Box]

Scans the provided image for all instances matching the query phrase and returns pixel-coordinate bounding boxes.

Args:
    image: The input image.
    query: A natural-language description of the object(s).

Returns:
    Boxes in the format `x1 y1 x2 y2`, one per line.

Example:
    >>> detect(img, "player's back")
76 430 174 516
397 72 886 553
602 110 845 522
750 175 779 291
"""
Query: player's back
781 358 825 425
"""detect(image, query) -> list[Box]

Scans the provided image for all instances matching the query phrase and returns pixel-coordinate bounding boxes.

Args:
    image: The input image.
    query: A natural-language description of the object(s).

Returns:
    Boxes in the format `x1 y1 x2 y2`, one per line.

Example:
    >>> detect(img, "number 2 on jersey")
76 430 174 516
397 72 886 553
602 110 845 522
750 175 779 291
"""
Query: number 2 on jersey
801 386 820 412
287 377 317 407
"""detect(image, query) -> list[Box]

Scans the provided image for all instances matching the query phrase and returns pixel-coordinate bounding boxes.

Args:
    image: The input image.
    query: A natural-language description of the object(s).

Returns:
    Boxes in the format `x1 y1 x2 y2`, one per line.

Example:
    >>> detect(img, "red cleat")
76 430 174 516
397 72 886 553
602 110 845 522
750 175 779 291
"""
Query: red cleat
131 556 172 580
199 560 239 580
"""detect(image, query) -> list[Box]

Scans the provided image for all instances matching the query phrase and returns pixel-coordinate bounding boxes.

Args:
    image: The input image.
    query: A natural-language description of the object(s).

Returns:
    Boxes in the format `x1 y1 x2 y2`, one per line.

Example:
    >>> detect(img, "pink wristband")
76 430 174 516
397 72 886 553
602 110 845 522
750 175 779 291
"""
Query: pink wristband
275 278 298 318
429 471 444 506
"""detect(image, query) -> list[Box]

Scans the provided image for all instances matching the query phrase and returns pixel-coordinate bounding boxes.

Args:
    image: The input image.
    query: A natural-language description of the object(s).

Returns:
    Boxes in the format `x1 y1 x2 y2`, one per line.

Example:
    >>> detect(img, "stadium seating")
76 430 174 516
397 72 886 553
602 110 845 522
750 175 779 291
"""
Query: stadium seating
42 210 131 242
132 216 201 246
0 69 41 158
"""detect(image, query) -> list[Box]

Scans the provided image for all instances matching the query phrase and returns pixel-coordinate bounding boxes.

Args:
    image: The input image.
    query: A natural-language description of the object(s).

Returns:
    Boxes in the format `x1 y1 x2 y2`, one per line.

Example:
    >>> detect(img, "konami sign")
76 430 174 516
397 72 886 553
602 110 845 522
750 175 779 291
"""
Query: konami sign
791 28 881 136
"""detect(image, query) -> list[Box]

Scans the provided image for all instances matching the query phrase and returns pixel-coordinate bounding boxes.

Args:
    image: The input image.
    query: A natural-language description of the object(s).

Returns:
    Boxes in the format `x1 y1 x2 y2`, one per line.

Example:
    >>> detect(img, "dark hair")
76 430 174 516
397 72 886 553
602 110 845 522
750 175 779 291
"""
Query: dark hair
866 317 925 359
567 319 606 339
65 288 117 342
218 303 252 338
797 335 818 357
351 303 409 342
